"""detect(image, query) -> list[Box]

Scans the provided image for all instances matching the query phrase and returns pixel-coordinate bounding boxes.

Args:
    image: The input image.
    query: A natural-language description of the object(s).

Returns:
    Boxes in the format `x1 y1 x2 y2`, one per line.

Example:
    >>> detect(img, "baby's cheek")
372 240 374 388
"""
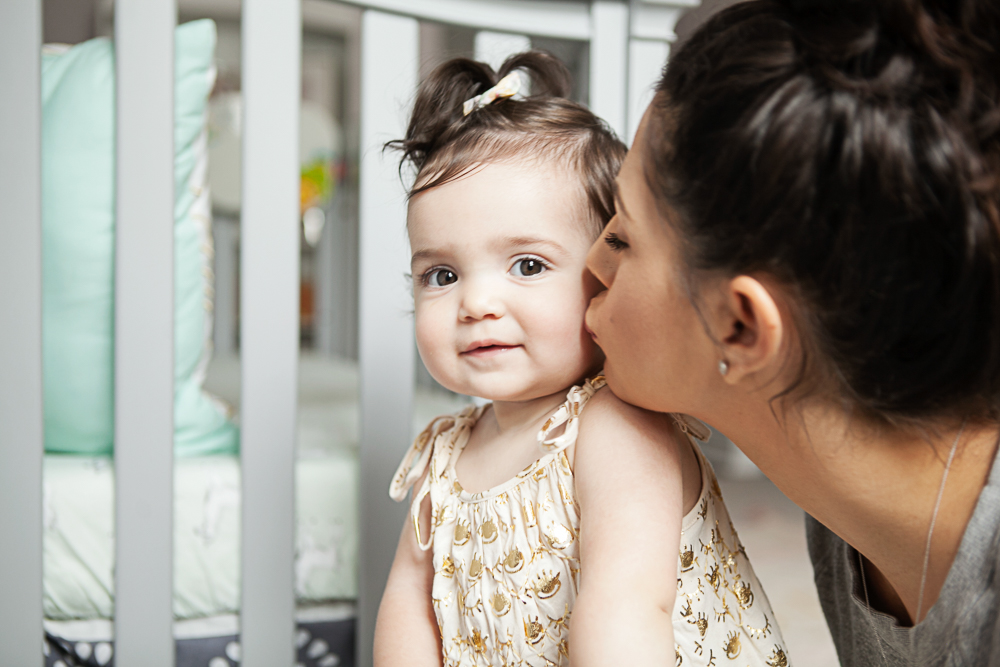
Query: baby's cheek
415 309 449 368
531 299 594 358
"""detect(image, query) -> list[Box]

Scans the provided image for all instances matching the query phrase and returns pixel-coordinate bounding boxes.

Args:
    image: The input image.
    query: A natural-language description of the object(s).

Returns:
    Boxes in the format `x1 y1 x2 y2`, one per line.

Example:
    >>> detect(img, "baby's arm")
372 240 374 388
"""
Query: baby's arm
374 475 442 667
570 389 688 666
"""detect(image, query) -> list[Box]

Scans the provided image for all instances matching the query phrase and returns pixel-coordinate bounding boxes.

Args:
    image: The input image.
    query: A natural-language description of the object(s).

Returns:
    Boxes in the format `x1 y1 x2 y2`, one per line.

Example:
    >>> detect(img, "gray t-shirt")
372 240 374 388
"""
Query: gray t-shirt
807 449 1000 666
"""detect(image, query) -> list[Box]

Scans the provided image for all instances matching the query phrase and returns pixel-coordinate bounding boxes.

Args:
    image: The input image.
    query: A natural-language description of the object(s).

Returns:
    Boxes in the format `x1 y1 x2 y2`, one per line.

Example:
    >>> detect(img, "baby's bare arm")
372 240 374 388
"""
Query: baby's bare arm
374 477 442 667
570 389 690 666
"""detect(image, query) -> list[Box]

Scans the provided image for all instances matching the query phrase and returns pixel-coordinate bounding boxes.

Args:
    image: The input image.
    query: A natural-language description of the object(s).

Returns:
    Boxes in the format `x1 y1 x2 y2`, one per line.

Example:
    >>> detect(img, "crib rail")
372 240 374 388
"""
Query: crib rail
240 0 302 664
113 2 178 665
0 3 44 666
0 0 688 664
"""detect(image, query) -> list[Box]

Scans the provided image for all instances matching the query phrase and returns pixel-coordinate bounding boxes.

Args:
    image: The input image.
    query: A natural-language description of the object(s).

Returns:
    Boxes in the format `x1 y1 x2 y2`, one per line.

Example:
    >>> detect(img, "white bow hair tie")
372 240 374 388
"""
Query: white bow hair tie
462 71 523 116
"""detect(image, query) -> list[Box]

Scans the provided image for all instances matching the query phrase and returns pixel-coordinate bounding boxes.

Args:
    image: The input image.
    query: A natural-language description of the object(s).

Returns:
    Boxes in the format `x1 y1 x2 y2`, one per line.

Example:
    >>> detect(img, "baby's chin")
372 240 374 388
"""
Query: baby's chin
454 373 595 404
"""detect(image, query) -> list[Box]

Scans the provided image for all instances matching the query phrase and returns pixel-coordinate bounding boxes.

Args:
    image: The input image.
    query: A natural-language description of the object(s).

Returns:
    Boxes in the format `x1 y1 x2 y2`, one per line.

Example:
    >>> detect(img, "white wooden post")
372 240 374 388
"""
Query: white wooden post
241 0 301 664
474 30 531 71
589 0 629 141
114 1 177 664
357 9 419 666
0 1 44 664
627 2 694 142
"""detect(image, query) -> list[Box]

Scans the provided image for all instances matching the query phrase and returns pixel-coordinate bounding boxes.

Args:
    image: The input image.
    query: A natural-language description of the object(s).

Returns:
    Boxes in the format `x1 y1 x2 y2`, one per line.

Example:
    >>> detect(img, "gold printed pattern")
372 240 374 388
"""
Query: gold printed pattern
723 632 741 659
735 581 754 609
453 520 471 546
524 617 545 645
479 518 499 543
766 646 788 667
441 554 455 577
522 500 537 527
490 591 511 616
534 571 562 599
691 612 708 638
503 547 524 573
680 547 695 572
545 522 574 550
468 555 483 579
389 377 787 666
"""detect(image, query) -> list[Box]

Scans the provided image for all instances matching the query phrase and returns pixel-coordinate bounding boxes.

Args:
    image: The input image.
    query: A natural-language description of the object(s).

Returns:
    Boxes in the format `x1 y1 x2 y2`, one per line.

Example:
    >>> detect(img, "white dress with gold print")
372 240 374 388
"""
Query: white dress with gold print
390 377 789 667
671 424 790 667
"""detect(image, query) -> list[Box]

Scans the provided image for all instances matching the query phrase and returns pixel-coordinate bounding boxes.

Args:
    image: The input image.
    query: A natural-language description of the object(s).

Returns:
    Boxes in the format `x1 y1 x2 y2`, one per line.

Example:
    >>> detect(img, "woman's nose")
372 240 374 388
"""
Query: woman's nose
586 230 616 287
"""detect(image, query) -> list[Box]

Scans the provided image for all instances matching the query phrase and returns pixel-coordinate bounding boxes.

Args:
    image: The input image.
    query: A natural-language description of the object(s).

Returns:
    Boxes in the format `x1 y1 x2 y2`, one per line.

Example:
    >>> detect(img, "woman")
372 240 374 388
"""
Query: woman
585 0 1000 664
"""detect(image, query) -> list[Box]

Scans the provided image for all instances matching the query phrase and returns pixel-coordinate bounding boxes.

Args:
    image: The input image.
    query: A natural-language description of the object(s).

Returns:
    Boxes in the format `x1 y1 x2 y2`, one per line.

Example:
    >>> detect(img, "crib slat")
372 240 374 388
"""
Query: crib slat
240 0 301 664
0 2 44 664
114 2 177 665
626 37 671 144
590 0 630 141
357 10 419 665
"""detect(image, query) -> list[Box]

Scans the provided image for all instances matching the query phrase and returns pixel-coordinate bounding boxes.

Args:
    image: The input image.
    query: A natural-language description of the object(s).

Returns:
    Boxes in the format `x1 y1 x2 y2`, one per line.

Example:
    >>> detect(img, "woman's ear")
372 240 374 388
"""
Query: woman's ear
706 275 786 385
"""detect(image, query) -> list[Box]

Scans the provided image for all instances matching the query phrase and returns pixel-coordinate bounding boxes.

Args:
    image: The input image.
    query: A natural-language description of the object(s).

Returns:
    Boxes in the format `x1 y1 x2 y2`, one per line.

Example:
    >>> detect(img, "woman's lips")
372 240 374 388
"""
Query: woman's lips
584 315 599 342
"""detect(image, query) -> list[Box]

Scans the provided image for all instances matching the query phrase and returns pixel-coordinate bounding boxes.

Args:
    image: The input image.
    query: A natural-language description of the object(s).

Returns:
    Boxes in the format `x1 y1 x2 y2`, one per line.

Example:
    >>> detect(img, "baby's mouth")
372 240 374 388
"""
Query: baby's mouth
461 340 521 356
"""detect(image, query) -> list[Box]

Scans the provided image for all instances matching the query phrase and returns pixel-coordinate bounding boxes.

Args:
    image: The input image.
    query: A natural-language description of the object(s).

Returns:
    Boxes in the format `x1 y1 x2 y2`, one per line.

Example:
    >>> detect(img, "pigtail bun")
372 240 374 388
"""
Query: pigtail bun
391 50 574 175
388 50 624 232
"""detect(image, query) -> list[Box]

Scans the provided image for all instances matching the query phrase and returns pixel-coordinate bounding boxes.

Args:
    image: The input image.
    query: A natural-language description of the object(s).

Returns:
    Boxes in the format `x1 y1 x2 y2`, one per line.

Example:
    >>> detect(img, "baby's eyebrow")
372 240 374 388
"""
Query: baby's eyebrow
500 236 570 257
410 248 443 265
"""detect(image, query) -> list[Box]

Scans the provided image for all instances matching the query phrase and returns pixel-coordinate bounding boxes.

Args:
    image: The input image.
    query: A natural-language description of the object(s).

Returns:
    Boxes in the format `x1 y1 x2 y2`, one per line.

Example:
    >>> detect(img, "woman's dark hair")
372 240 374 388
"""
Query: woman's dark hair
649 0 1000 422
390 50 626 234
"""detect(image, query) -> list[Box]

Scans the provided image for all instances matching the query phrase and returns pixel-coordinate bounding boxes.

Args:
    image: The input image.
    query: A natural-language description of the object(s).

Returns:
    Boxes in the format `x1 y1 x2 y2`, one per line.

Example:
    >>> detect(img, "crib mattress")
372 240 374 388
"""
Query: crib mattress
43 352 471 622
43 452 359 621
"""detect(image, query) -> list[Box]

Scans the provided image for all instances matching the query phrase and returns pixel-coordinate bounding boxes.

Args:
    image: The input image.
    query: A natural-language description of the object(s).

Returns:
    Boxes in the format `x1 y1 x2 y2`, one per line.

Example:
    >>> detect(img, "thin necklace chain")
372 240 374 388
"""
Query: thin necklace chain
859 421 966 666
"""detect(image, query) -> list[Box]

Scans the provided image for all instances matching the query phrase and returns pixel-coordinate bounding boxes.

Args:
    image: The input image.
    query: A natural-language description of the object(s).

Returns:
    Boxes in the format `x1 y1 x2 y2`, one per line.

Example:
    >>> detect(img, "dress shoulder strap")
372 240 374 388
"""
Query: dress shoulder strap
389 406 480 552
671 413 711 442
389 406 477 502
537 375 607 453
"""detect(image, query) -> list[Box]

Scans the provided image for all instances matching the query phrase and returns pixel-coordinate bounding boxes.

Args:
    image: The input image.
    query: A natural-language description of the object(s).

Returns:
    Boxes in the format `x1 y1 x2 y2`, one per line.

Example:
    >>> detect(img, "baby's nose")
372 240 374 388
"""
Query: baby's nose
458 277 505 321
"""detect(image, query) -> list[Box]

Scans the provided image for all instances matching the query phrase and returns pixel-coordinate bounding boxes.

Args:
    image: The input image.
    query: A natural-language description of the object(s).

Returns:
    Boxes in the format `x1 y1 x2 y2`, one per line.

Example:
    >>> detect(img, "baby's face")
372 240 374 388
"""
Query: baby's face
408 160 604 402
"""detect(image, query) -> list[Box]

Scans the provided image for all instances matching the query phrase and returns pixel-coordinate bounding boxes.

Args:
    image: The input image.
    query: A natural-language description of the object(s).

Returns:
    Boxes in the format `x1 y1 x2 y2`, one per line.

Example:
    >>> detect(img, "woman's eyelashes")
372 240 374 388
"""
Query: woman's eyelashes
604 232 629 251
509 255 550 278
422 267 458 287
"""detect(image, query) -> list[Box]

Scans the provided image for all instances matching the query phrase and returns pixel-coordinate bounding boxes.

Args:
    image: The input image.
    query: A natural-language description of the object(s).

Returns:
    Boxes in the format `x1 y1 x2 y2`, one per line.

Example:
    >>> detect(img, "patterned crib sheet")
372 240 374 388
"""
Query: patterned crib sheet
43 453 359 620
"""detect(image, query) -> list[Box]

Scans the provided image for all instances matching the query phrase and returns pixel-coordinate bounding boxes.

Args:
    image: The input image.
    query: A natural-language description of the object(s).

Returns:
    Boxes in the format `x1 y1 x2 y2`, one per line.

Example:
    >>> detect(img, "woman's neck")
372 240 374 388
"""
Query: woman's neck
706 394 999 625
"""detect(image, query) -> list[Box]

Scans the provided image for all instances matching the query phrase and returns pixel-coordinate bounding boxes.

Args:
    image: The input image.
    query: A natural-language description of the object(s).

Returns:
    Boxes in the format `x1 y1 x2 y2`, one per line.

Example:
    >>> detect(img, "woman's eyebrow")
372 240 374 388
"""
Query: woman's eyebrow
613 180 630 222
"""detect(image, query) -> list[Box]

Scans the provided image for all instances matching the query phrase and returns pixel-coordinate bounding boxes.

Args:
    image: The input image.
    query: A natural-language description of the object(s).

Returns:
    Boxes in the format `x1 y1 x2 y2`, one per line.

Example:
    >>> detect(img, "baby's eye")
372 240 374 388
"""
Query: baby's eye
425 268 458 287
510 257 547 278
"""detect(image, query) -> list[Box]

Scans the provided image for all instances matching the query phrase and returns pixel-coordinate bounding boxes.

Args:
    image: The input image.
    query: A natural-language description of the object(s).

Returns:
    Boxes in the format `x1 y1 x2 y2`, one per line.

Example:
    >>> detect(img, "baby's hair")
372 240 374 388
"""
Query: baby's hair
389 50 626 235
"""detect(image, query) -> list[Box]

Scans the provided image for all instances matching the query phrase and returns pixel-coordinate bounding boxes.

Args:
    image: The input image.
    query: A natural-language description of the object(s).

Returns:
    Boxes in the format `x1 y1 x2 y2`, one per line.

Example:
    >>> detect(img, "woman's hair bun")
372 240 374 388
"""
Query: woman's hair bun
651 0 1000 422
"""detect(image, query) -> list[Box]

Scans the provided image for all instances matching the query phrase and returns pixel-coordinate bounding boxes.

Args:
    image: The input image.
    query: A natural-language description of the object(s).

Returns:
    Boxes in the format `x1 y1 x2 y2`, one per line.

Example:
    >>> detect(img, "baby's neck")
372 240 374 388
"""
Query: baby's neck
487 388 572 436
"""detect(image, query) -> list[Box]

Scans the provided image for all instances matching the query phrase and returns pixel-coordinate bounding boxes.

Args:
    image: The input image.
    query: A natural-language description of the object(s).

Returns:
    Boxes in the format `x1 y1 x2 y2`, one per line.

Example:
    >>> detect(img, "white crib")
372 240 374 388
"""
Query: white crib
0 1 695 665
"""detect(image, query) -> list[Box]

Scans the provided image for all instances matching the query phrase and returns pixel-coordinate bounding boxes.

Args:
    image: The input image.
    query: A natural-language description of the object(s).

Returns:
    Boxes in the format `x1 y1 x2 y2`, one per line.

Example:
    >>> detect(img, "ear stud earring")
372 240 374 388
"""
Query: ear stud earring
718 360 730 376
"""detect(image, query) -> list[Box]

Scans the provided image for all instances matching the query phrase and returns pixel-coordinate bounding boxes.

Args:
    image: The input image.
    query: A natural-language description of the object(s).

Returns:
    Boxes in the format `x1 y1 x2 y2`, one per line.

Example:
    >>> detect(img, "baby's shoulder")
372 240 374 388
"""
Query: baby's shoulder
577 385 687 451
